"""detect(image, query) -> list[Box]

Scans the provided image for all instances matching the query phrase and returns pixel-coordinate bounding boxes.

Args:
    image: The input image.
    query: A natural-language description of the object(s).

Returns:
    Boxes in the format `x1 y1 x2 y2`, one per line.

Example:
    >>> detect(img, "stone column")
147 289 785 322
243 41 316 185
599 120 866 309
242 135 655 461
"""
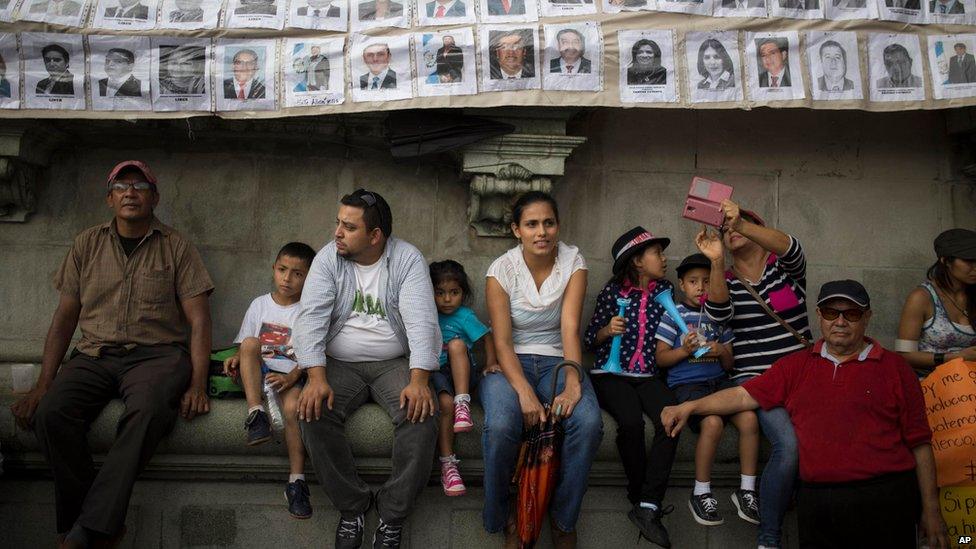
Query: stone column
0 123 64 223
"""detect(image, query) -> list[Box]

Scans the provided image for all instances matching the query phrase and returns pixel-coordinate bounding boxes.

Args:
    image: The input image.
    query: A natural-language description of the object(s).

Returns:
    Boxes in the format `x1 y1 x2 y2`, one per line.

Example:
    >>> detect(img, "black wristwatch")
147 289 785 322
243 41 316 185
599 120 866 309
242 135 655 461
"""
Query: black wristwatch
933 352 945 366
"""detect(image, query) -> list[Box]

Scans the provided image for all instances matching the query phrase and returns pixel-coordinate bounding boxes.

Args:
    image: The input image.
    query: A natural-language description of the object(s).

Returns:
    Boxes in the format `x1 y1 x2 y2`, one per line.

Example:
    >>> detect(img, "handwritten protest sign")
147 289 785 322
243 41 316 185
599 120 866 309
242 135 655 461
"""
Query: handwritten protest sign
942 486 976 548
921 358 976 488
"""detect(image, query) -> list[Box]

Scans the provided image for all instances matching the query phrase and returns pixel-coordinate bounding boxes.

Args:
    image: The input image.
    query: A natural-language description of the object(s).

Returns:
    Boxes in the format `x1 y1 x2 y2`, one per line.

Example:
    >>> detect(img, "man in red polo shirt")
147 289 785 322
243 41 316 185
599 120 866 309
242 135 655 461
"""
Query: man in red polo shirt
661 279 949 549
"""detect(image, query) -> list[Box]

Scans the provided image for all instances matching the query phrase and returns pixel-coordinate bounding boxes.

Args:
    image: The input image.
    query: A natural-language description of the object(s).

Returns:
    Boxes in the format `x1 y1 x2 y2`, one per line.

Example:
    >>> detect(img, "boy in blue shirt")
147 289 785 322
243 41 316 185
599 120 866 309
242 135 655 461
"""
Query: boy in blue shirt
654 253 760 528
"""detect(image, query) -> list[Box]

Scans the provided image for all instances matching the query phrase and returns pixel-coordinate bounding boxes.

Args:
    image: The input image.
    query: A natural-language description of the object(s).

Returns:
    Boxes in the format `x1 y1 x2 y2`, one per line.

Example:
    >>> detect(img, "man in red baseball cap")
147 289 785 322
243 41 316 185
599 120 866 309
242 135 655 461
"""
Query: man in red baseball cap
10 160 215 549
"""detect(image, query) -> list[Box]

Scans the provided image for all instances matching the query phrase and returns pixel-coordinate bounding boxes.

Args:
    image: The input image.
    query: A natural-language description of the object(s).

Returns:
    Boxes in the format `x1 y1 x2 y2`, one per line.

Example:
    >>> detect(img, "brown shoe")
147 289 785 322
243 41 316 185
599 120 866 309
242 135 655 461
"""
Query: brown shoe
550 523 577 549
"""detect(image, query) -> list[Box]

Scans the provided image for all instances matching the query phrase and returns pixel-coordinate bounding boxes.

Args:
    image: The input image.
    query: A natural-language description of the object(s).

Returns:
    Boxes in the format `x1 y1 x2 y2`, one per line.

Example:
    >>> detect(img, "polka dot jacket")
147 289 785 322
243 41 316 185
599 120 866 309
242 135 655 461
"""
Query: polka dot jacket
584 277 674 378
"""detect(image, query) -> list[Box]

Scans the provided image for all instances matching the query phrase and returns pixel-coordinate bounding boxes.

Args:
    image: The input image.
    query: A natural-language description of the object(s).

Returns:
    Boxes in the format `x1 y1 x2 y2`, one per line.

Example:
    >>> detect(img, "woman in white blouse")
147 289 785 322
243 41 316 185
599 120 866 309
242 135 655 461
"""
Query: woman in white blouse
480 191 603 547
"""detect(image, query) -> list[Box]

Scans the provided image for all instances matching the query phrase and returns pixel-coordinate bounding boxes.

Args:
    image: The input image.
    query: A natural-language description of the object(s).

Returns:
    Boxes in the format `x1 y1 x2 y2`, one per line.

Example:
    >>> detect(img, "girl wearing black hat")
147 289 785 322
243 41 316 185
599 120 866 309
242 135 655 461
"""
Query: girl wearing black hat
582 226 678 548
896 228 976 376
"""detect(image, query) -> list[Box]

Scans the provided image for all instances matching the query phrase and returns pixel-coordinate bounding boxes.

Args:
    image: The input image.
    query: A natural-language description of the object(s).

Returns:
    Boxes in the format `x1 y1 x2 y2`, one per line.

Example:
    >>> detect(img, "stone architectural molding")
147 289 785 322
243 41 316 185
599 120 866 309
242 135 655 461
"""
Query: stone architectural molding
0 124 64 223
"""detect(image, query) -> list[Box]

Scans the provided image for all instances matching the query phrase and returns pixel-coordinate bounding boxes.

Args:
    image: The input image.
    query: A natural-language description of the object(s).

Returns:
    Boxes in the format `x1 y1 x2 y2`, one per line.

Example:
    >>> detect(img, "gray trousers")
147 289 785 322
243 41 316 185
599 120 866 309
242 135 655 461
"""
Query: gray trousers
300 357 438 525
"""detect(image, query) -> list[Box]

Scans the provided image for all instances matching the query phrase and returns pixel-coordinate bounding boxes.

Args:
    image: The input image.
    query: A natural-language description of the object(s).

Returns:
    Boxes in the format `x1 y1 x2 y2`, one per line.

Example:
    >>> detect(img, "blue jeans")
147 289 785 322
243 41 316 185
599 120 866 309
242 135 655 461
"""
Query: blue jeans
479 354 603 533
735 377 798 547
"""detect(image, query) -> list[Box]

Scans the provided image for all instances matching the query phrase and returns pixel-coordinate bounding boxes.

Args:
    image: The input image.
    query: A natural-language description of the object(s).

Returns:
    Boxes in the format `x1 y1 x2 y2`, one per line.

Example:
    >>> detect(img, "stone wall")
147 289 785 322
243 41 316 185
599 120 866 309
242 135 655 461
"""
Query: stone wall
0 107 974 362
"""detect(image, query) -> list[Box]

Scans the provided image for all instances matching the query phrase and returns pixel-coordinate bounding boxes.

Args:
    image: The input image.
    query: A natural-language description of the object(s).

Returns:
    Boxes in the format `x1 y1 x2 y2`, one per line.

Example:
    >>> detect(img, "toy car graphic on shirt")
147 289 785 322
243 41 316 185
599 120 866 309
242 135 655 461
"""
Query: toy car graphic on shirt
259 322 296 360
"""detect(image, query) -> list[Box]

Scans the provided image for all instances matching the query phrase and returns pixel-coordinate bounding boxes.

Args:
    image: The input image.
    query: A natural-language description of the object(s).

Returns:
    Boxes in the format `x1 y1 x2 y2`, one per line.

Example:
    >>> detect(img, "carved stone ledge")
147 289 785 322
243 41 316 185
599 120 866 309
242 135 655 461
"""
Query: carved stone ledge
460 131 586 237
0 123 64 223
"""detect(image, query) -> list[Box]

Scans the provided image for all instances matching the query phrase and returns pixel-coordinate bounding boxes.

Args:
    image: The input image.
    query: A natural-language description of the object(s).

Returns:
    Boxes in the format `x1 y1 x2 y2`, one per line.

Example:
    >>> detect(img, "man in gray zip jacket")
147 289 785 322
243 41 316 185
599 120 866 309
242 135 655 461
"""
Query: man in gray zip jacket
293 189 440 549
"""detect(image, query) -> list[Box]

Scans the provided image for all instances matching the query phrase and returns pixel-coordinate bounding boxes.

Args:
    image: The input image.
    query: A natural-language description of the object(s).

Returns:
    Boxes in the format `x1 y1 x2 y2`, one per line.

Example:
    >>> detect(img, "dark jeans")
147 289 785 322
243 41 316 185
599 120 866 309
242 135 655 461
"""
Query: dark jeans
34 345 191 535
299 357 437 525
798 469 920 549
591 374 678 507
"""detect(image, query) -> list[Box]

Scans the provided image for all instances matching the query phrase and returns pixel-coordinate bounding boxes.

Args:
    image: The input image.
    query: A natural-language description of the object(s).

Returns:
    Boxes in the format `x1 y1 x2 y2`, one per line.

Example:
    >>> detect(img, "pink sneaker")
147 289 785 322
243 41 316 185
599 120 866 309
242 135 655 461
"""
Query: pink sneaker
440 457 466 496
453 399 473 433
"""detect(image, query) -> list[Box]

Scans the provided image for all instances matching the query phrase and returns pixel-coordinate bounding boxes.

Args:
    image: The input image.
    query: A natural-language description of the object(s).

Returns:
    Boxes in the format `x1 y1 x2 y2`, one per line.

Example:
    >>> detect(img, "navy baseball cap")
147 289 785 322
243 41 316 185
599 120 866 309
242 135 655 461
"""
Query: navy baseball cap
816 280 870 308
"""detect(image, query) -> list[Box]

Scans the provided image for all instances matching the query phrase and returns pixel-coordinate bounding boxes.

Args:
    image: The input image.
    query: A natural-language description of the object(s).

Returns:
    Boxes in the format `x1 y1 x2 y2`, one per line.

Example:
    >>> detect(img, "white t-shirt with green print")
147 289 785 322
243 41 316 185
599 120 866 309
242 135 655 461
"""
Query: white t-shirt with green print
327 257 406 363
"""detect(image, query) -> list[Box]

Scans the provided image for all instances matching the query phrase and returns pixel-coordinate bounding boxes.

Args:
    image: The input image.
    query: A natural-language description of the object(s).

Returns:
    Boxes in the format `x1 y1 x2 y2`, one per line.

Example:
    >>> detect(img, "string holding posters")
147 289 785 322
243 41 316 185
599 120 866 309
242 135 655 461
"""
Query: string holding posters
824 0 879 20
414 27 477 97
711 0 766 18
159 0 221 29
287 0 348 30
768 0 824 19
542 22 601 92
618 29 678 103
478 0 539 23
0 33 20 108
745 31 806 102
686 30 743 103
876 0 926 23
480 24 541 92
88 34 151 111
91 0 159 30
928 34 976 100
23 32 85 110
806 31 864 101
151 37 211 111
417 0 475 26
215 39 278 111
18 0 88 27
283 37 346 107
868 32 925 102
350 33 413 103
350 0 410 31
655 0 712 16
225 0 286 29
539 0 596 17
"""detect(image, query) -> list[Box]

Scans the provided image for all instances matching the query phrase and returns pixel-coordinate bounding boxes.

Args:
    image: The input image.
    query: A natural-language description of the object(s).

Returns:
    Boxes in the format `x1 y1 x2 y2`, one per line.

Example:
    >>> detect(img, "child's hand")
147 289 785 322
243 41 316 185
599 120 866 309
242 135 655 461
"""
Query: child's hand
266 371 298 393
483 362 502 376
680 331 701 355
223 355 240 378
701 341 724 359
605 316 626 337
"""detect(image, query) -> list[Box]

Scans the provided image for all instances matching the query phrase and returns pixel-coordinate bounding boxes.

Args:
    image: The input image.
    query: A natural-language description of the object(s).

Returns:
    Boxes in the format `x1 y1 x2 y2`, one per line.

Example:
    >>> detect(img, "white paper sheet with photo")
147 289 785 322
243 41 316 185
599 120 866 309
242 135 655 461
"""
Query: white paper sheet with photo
88 34 151 111
602 0 656 13
767 0 824 18
806 31 863 101
926 0 975 24
540 0 596 17
216 39 278 111
745 31 805 102
415 27 477 97
542 22 601 92
928 34 976 100
712 0 767 18
91 0 159 30
158 0 222 30
349 0 410 30
151 37 211 111
18 0 89 27
287 0 348 30
875 0 926 22
417 0 475 25
618 29 677 103
0 0 19 21
686 30 743 104
655 0 712 15
0 33 20 109
868 33 925 102
823 0 878 19
477 0 539 23
350 33 413 102
23 32 85 110
479 24 541 92
283 37 345 107
225 0 286 29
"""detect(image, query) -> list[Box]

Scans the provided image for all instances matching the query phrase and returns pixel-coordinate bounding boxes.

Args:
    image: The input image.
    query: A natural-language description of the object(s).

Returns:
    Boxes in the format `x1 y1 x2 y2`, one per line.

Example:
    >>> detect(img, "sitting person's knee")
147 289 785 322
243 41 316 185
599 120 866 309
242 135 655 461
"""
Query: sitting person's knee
615 418 644 438
446 338 467 354
700 415 724 433
734 411 759 434
239 337 261 354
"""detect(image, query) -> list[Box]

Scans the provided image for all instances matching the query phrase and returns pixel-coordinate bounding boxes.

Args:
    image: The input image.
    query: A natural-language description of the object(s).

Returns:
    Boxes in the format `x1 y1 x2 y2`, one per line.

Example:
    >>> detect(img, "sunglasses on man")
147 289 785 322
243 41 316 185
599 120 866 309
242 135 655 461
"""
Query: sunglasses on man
819 307 866 322
110 181 156 193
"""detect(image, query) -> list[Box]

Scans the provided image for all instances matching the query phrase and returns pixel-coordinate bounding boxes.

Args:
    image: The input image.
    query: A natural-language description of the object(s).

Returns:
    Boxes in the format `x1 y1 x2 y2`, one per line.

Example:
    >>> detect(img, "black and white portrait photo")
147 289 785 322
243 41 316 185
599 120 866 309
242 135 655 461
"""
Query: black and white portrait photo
769 0 824 18
655 0 712 15
350 33 412 102
160 0 221 29
869 33 925 102
618 29 678 103
824 0 874 20
480 25 541 92
807 31 863 101
686 31 743 103
540 0 595 17
88 35 152 111
151 38 211 111
713 0 765 16
93 0 158 30
21 0 87 27
542 23 601 92
878 0 926 24
225 0 285 29
23 32 85 110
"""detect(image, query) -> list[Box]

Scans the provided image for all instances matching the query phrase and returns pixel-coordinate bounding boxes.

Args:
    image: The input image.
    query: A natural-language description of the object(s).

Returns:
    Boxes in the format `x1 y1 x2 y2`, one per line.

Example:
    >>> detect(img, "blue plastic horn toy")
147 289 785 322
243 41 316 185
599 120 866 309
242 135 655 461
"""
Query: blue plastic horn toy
599 297 632 373
653 288 710 359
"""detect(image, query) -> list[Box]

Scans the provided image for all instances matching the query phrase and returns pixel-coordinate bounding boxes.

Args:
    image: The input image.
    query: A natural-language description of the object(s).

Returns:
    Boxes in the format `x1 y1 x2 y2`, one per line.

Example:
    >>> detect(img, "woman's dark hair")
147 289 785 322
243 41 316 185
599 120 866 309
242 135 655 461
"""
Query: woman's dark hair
511 191 559 225
429 260 472 302
631 39 661 66
697 38 734 79
928 257 976 322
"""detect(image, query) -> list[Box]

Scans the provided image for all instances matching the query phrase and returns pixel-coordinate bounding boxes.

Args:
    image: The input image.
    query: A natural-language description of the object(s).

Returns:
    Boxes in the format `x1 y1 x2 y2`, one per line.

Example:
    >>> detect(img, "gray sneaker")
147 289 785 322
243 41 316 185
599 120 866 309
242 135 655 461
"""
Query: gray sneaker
689 492 724 526
731 489 760 525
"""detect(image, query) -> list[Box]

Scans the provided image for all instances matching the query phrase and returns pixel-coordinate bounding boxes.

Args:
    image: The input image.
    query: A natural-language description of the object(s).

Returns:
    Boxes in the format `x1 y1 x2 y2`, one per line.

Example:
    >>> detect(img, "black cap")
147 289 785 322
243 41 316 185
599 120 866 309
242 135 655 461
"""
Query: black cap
817 279 870 308
347 188 393 238
934 228 976 260
611 227 670 276
677 253 712 278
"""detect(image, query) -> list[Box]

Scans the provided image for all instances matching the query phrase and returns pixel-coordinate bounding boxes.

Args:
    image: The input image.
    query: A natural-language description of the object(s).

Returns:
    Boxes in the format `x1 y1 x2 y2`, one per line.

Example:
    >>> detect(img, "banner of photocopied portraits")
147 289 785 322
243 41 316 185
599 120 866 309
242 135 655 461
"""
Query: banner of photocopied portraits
5 1 976 116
